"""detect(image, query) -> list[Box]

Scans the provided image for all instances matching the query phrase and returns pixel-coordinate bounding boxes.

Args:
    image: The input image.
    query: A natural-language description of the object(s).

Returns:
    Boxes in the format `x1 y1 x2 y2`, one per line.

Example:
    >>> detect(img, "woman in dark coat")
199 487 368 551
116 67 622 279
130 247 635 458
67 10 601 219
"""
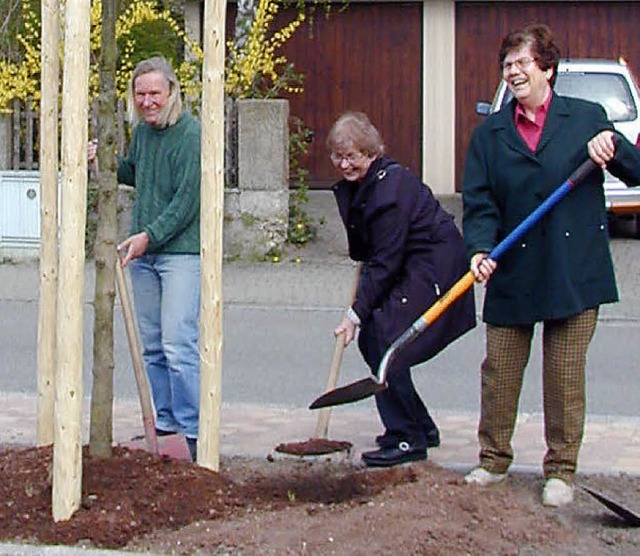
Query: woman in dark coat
462 24 640 507
328 112 476 467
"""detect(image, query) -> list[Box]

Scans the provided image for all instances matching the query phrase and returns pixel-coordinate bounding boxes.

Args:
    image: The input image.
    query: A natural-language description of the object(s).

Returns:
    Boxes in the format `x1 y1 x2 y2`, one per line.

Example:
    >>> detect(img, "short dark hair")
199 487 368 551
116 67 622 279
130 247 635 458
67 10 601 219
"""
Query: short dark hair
499 24 560 87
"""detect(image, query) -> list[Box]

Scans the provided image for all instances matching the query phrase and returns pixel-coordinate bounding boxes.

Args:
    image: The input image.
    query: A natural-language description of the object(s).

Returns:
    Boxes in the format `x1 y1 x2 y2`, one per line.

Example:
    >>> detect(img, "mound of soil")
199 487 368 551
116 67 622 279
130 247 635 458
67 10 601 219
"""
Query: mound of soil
275 438 353 456
1 445 639 555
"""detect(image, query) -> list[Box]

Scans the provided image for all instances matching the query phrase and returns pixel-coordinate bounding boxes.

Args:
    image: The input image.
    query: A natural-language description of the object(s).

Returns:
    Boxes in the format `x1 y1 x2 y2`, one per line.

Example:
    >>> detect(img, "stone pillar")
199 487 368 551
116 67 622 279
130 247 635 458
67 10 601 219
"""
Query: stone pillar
238 98 289 191
423 0 456 195
0 115 12 170
224 99 289 260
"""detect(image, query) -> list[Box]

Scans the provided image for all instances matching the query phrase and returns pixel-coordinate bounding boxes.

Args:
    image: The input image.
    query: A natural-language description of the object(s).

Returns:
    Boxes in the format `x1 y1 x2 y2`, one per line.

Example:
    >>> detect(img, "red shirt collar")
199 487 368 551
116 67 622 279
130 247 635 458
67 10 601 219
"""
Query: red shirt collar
514 91 552 152
514 91 552 124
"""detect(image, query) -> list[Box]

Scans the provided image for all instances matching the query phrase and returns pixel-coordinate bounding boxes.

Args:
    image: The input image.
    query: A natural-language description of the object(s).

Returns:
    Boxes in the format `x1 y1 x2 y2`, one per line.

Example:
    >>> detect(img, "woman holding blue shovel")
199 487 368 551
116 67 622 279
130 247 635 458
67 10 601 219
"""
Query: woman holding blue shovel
462 24 640 507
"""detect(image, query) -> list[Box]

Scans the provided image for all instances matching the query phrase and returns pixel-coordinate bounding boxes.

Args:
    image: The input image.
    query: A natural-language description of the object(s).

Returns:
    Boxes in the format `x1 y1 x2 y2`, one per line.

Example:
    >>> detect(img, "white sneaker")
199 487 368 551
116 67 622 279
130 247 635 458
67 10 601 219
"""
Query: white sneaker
464 467 507 486
542 478 574 507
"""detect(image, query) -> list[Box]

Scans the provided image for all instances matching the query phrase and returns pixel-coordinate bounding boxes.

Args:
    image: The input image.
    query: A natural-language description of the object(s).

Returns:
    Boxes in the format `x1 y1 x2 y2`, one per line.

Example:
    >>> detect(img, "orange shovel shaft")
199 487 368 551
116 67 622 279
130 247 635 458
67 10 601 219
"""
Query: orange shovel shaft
421 271 476 326
376 270 476 385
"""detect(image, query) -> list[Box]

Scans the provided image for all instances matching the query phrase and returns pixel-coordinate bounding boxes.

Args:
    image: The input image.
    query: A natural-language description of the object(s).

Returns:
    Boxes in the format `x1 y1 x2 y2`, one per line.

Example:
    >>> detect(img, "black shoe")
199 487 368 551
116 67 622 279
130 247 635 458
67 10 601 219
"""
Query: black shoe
425 430 440 448
375 433 398 448
186 437 197 461
376 431 440 449
155 428 177 437
362 442 427 468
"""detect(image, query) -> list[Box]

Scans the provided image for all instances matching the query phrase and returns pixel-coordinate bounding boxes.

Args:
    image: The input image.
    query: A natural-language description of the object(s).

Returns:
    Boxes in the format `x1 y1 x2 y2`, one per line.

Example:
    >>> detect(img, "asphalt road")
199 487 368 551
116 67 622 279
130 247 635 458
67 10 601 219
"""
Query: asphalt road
1 223 639 418
1 192 639 420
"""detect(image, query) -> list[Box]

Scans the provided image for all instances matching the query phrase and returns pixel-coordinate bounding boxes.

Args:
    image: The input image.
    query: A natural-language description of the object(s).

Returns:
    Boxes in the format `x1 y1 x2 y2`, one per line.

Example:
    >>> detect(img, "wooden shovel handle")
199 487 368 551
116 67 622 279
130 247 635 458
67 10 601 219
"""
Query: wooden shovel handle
314 332 347 439
314 264 361 439
115 257 158 454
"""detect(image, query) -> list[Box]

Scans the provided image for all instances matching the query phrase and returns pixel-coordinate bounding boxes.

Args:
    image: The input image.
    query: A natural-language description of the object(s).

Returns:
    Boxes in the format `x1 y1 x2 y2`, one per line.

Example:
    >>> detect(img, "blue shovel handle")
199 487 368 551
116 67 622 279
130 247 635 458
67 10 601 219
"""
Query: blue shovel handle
489 157 598 261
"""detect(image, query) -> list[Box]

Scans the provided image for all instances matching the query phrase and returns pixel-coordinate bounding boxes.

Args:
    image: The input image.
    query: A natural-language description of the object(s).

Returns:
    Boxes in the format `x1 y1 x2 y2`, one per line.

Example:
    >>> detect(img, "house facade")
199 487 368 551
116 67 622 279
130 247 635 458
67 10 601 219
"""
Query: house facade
188 0 640 194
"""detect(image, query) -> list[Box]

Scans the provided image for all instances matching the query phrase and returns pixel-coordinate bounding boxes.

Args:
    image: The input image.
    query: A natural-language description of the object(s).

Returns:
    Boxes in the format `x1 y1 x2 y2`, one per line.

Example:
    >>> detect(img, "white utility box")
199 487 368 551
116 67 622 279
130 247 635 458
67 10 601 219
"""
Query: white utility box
0 171 41 258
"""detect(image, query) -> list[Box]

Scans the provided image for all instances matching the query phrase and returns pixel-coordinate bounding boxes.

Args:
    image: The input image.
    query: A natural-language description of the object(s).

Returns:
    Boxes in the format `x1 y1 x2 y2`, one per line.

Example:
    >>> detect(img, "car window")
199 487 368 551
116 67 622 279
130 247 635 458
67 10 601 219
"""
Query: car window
500 72 638 122
556 73 637 121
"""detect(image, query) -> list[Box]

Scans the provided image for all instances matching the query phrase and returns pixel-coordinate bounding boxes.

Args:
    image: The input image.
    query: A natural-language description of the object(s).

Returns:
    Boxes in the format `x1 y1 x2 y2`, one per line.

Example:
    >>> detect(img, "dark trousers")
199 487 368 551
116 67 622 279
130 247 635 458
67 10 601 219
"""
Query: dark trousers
359 322 438 448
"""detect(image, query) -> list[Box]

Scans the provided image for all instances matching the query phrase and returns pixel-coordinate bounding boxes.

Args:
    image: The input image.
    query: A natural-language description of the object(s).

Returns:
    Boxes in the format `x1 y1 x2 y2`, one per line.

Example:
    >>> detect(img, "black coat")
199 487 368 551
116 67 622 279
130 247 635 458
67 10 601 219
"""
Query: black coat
333 157 476 371
463 93 640 326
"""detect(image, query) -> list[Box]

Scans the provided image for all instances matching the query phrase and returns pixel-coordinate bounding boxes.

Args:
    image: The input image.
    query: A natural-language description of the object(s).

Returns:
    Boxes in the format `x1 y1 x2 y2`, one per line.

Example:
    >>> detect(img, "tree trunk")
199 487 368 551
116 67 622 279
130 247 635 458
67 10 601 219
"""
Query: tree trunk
89 0 118 458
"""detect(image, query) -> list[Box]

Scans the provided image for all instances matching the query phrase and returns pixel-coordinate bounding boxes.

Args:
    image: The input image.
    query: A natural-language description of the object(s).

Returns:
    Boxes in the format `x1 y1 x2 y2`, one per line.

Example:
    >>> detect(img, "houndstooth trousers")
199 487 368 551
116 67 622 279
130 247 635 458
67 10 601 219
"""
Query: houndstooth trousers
477 308 598 482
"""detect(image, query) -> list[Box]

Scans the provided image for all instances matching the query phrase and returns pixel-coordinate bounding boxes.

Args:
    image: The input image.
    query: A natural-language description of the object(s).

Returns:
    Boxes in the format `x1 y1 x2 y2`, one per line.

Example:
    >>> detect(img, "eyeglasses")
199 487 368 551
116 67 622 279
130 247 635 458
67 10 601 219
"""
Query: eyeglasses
502 56 537 73
330 151 365 166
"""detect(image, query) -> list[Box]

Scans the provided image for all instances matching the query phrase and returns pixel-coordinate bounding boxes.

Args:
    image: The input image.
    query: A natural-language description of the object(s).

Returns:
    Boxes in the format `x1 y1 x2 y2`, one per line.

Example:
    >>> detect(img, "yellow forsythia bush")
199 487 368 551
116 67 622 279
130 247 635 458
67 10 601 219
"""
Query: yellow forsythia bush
0 0 203 112
225 0 305 99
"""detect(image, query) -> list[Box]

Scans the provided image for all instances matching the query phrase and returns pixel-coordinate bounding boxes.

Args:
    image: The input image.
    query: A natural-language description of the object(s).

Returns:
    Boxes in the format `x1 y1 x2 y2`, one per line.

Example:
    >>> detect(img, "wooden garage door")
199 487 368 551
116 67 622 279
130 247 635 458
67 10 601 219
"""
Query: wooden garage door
281 2 423 188
456 2 640 190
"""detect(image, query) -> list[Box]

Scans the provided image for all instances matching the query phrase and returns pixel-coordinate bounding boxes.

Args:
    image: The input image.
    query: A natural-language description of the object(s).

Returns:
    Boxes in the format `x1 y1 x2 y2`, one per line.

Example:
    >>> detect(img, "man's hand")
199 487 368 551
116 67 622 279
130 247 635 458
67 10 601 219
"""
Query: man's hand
470 252 497 282
117 232 150 266
87 139 98 164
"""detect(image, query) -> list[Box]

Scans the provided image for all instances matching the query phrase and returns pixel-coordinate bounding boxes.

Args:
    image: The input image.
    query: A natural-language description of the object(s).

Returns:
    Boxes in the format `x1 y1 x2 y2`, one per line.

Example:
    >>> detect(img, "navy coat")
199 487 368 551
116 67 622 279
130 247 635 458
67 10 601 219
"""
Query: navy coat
333 156 476 371
463 93 640 326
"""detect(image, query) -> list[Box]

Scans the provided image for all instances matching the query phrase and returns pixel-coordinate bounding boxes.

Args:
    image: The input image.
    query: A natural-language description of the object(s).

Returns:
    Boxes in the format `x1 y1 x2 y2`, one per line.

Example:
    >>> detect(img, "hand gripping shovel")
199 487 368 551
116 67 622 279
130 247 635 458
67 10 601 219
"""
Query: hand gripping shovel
310 156 599 410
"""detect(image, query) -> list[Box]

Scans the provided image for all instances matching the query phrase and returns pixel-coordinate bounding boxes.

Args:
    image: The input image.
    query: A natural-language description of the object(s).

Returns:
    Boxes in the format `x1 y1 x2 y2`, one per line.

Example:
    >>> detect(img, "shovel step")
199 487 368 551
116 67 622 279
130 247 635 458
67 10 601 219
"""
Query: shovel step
120 433 193 462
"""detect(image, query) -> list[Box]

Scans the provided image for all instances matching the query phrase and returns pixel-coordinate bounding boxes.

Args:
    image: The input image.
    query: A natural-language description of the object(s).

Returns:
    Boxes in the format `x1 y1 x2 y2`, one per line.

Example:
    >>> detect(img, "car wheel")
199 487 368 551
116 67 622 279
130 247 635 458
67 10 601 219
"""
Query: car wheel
606 214 617 236
633 215 640 239
609 214 640 238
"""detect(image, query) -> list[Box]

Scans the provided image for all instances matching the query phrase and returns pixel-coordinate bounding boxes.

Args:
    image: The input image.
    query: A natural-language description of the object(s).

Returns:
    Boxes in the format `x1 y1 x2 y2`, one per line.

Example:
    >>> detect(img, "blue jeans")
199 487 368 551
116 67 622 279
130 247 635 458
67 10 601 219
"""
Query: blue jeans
129 254 200 439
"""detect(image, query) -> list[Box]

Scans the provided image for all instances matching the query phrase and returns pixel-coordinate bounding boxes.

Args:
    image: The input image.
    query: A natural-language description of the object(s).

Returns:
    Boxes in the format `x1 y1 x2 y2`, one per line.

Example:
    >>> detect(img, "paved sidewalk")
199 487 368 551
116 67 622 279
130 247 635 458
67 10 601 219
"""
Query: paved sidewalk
4 393 640 476
2 394 640 555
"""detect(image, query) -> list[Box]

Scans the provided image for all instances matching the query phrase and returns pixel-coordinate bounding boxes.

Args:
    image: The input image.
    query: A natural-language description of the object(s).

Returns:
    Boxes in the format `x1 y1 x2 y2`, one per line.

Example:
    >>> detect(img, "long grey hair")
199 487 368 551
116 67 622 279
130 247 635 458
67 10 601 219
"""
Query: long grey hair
127 56 182 128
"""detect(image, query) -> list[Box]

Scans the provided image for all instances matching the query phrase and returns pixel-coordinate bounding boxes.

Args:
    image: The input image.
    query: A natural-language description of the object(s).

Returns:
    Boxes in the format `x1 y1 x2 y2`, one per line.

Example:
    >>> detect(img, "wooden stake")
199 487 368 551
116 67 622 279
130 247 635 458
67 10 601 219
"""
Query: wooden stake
52 0 91 522
198 0 226 471
36 0 60 446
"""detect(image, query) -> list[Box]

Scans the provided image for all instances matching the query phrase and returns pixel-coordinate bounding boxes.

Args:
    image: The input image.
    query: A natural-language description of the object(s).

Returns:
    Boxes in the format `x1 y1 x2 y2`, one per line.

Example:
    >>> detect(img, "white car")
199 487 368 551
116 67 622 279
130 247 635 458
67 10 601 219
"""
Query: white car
476 58 640 236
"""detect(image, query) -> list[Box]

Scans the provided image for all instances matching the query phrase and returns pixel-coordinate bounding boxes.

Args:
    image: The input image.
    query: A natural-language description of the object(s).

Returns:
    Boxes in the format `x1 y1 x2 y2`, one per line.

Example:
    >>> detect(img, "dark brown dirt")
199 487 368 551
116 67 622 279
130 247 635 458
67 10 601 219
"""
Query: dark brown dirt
275 438 353 456
1 444 639 555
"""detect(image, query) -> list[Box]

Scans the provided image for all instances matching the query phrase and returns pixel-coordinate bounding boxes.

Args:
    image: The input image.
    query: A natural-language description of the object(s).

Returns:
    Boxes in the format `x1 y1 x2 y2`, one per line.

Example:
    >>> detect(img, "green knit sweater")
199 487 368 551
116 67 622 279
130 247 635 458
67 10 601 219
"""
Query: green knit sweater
118 112 201 254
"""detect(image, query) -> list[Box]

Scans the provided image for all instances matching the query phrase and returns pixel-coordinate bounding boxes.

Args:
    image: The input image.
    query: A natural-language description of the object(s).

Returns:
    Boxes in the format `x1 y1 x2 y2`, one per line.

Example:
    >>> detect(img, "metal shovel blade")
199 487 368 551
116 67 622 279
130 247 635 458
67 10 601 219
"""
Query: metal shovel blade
309 377 387 409
582 485 640 526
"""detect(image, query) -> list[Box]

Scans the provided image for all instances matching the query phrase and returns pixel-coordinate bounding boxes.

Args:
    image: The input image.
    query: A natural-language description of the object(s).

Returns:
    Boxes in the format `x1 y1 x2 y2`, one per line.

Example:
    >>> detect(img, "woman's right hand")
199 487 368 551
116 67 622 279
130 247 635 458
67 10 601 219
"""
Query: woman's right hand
334 316 356 346
471 252 497 282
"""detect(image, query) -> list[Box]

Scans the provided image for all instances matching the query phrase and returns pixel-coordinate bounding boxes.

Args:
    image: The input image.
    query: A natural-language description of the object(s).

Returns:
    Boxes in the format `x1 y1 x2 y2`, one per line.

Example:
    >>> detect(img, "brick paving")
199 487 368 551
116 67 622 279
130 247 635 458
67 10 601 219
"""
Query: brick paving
3 393 640 476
